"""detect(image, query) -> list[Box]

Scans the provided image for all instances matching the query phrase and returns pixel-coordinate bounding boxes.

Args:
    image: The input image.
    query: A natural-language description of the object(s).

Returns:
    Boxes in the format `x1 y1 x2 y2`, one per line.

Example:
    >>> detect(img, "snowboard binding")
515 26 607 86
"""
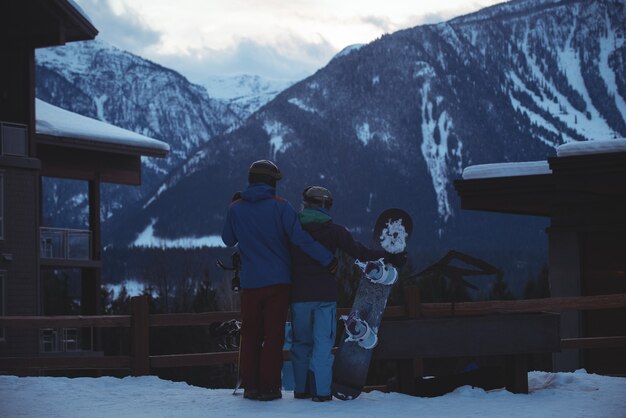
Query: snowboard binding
355 258 398 285
341 311 378 350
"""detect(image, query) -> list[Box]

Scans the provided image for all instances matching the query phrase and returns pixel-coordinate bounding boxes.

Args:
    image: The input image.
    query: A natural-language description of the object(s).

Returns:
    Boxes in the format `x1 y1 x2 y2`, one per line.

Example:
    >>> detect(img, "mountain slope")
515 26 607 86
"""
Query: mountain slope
121 0 624 254
36 41 259 224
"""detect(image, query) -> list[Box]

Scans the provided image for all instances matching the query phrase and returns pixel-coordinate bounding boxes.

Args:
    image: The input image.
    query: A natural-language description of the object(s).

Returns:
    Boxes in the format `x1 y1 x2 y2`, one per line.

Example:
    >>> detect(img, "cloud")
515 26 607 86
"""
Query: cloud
360 15 395 33
73 0 507 84
154 35 336 85
76 0 161 53
75 0 336 82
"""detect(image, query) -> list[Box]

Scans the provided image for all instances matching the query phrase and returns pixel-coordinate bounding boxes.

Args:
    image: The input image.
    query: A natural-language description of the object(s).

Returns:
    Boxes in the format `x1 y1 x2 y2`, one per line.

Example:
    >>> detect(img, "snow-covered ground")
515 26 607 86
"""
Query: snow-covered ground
1 370 624 418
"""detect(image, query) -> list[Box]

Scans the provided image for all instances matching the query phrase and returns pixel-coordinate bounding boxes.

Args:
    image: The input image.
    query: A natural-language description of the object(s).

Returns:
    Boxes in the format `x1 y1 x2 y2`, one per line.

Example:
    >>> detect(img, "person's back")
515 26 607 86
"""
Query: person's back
289 186 400 402
226 183 298 288
222 162 335 402
291 207 385 303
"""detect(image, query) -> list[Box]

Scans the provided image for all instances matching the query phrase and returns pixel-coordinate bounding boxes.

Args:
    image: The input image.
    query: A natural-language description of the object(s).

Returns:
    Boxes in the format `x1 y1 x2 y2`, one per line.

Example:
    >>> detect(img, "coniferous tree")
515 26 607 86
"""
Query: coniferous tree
488 271 515 300
523 265 550 299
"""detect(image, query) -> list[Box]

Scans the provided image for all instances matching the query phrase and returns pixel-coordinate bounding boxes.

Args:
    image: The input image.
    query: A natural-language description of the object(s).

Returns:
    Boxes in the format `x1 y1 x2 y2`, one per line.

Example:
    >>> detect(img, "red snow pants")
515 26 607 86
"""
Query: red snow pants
240 284 290 393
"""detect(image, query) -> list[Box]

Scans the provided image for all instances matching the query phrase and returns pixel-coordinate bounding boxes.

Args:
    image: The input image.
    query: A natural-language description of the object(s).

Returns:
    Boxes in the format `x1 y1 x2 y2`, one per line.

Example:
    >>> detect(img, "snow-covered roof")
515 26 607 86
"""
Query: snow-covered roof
462 139 626 180
556 138 626 157
462 161 551 180
67 0 94 25
36 99 169 156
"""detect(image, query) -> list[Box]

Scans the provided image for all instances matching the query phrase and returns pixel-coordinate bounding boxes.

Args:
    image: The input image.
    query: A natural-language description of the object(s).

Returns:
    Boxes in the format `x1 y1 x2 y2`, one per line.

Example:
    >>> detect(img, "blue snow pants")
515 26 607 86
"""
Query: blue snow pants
290 301 337 396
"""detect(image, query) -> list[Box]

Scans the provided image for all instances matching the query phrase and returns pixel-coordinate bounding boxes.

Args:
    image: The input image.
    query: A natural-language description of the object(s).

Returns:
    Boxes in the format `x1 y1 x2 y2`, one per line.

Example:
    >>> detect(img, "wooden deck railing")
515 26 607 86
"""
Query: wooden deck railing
1 292 625 376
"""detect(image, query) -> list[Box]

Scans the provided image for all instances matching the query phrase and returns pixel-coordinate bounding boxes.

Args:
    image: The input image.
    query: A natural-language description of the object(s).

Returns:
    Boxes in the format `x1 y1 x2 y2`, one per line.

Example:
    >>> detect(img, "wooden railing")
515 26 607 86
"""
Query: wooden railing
1 292 625 376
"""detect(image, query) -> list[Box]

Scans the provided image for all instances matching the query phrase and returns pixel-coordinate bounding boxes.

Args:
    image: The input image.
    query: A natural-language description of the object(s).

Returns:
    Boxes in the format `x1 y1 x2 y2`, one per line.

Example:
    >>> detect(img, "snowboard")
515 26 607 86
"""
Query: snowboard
332 208 413 400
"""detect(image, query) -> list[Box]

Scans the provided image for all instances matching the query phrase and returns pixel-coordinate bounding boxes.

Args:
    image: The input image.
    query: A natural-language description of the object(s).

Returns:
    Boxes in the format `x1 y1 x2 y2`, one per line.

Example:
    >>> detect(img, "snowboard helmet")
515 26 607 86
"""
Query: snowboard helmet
302 186 333 210
248 159 282 187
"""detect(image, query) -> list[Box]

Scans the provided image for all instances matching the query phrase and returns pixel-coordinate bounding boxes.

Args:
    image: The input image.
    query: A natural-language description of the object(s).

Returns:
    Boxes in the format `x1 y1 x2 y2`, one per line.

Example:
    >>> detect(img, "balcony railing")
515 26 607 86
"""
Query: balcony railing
40 227 91 260
39 328 85 353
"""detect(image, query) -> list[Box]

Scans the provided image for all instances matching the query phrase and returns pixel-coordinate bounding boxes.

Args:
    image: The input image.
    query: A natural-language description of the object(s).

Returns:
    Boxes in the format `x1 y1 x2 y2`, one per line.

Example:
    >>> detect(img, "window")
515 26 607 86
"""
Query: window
0 122 28 157
0 271 5 340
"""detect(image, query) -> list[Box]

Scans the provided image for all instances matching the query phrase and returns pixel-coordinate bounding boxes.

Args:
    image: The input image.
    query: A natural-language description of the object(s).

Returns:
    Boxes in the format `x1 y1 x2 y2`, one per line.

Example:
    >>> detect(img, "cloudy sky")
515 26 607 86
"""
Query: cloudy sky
74 0 506 85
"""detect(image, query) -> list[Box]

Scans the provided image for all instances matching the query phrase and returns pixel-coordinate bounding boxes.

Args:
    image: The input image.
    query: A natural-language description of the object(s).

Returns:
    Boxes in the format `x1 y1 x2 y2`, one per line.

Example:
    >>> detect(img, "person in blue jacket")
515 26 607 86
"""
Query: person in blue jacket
221 161 337 402
290 186 406 402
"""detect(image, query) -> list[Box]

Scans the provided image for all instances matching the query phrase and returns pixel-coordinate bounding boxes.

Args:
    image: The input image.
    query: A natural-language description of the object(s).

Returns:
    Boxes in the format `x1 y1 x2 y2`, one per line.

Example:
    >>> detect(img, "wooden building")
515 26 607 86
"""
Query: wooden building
0 0 168 358
454 140 626 375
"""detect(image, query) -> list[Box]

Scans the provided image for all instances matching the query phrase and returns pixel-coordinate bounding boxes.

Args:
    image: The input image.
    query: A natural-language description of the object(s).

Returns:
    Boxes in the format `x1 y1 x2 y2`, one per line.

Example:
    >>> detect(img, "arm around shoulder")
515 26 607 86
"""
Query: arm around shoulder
281 202 334 266
336 224 385 261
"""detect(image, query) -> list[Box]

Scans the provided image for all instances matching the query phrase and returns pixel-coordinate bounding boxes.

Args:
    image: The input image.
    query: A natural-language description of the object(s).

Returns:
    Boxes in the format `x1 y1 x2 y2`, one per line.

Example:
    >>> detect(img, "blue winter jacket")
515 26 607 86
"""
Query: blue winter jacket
221 183 334 289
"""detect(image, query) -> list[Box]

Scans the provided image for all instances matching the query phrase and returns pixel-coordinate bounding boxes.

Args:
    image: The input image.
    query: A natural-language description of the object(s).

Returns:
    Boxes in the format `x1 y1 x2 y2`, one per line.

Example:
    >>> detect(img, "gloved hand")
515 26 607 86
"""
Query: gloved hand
327 257 339 274
384 251 408 268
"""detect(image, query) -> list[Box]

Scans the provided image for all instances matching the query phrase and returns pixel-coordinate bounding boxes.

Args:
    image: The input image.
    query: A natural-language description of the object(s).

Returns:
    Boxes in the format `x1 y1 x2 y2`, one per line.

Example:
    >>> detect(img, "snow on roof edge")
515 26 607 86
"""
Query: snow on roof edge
35 99 169 155
462 139 626 181
462 161 551 180
556 138 626 157
67 0 95 25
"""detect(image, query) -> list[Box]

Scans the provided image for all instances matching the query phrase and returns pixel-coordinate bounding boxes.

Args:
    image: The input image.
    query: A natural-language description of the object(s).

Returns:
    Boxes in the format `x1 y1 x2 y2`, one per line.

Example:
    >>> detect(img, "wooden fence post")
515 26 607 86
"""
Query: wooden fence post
131 295 150 376
396 285 422 395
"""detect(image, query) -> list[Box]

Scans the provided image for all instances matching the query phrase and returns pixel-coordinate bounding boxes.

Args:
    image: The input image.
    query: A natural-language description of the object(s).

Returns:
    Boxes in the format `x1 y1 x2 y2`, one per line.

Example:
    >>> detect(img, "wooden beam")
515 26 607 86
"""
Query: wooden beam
150 311 242 327
561 336 626 350
2 294 623 329
130 296 150 376
0 315 130 328
36 142 142 185
0 356 130 370
151 352 239 368
418 294 626 317
40 259 102 268
505 355 529 394
374 313 561 360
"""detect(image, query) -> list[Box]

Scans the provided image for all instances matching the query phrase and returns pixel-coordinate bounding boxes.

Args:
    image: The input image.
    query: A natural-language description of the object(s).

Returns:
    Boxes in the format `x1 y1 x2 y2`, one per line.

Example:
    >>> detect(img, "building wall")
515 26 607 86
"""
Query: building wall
0 47 32 128
0 159 40 357
580 229 626 375
549 201 626 374
547 227 582 372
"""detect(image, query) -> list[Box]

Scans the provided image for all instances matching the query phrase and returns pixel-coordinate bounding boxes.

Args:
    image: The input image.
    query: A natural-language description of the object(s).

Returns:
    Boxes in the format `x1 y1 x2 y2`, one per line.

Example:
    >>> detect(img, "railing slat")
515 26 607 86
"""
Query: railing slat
419 294 626 317
0 315 130 328
151 352 239 368
2 294 624 329
0 356 130 370
561 336 626 350
150 311 241 327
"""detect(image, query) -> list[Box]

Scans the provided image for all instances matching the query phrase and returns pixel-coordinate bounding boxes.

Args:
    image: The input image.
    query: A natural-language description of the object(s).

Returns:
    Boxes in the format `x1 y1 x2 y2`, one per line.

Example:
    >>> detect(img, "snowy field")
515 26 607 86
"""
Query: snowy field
1 370 625 418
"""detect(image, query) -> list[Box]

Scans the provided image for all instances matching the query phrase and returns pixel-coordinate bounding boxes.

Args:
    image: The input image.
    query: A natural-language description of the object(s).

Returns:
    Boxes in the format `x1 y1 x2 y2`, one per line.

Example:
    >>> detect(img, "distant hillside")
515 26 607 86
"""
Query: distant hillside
35 40 289 225
37 0 626 292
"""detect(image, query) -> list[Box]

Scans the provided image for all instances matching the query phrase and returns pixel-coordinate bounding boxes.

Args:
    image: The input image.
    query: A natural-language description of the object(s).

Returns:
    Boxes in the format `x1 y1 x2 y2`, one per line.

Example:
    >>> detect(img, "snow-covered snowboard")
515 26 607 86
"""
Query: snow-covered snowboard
332 208 413 400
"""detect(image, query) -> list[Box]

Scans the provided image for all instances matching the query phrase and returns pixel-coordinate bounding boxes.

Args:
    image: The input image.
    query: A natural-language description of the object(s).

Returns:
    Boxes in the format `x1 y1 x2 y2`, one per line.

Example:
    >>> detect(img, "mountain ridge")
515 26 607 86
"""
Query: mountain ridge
36 0 625 286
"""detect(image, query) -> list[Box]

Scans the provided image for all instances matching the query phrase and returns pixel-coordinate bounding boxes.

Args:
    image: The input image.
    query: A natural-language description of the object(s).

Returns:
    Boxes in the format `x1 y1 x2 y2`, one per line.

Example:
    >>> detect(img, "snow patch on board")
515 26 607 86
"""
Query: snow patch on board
380 218 408 254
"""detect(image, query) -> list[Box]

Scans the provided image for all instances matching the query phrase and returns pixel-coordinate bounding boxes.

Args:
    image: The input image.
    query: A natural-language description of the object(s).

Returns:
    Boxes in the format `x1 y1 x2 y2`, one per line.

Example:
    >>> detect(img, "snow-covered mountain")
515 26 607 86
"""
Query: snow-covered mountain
36 0 625 286
201 74 293 117
35 41 289 226
109 0 624 273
